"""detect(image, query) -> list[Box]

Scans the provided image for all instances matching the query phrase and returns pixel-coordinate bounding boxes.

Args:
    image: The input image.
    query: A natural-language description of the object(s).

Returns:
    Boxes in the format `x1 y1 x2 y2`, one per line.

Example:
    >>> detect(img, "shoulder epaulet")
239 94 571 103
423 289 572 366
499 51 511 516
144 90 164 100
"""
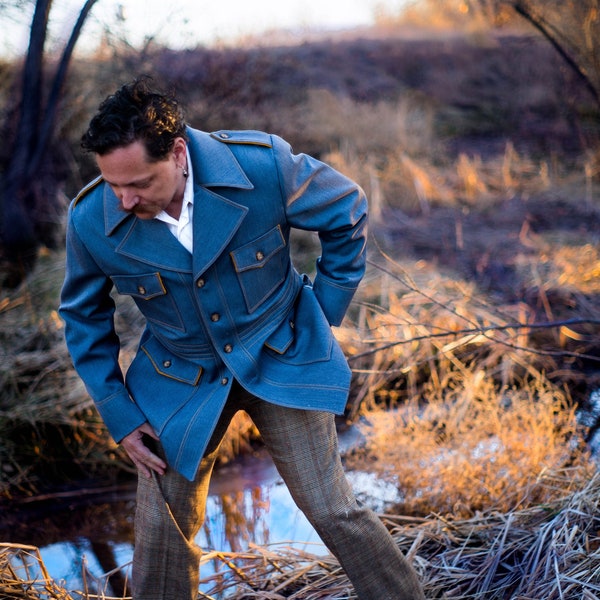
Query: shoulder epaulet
210 130 272 148
73 175 104 207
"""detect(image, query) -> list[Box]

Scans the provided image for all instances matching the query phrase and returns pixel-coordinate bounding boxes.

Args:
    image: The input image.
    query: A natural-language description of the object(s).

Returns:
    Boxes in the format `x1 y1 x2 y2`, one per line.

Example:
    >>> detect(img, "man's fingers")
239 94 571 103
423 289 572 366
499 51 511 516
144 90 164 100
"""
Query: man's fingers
128 446 167 478
121 425 167 477
135 443 167 476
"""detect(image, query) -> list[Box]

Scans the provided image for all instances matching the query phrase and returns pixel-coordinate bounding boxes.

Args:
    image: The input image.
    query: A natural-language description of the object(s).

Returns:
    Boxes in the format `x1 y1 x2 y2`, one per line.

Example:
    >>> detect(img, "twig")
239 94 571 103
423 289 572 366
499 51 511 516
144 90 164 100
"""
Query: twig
348 317 600 362
348 255 600 364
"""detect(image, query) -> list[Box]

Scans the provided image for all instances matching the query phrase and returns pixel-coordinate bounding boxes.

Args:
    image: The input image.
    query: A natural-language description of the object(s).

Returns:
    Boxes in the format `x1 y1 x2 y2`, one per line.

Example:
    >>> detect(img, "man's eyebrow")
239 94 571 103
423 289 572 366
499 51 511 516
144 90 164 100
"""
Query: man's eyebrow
105 176 153 187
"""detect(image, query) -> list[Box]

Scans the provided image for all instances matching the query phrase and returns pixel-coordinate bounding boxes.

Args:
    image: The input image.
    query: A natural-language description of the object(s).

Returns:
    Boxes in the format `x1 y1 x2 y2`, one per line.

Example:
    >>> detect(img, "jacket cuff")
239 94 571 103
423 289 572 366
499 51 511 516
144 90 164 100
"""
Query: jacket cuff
95 389 147 443
312 273 358 326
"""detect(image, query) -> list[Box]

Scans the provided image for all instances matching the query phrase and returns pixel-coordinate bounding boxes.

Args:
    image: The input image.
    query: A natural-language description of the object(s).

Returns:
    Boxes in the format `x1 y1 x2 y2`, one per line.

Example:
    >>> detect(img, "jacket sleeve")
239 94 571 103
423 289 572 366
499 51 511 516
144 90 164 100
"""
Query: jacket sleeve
272 135 368 326
59 206 147 442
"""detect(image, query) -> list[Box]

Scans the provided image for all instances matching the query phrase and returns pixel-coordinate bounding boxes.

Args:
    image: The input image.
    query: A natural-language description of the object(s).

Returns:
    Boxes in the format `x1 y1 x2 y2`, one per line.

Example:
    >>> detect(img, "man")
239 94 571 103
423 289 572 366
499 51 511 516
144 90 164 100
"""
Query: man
60 78 425 599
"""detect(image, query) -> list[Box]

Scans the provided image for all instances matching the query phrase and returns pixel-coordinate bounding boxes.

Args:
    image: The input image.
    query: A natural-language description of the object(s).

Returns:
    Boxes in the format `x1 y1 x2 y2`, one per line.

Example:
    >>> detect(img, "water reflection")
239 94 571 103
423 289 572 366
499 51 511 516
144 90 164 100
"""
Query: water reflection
6 430 400 597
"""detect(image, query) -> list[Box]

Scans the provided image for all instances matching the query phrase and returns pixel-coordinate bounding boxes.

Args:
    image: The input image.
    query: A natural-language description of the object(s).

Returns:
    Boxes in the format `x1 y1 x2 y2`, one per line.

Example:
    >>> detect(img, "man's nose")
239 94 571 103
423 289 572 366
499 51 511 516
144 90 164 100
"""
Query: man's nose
120 190 139 210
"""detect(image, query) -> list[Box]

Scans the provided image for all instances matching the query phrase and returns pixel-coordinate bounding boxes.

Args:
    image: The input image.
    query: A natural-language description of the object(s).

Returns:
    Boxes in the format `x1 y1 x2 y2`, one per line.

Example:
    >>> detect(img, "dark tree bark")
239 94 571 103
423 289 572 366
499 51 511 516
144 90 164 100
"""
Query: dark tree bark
1 0 51 282
0 0 98 286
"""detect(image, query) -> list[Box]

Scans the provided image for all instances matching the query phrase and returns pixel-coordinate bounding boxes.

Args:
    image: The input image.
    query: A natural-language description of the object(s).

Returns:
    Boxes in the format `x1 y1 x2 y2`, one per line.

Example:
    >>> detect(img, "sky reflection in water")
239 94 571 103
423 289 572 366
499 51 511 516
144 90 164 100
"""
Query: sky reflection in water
35 430 400 596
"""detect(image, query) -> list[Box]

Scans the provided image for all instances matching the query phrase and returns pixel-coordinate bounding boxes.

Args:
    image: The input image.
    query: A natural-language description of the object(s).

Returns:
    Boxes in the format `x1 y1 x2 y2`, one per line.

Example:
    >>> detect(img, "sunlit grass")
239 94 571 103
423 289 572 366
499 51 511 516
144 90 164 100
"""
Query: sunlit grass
348 375 592 517
339 238 598 517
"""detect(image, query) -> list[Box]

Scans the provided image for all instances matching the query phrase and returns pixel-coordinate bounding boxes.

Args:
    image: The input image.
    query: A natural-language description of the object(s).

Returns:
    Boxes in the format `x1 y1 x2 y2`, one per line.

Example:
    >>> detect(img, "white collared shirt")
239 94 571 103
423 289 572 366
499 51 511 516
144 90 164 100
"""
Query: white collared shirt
154 148 194 253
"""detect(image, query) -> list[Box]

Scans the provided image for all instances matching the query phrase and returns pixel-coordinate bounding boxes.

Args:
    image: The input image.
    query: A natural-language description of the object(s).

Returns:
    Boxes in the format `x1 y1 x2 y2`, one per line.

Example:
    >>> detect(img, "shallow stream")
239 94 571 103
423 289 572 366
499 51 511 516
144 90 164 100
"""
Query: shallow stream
6 427 400 597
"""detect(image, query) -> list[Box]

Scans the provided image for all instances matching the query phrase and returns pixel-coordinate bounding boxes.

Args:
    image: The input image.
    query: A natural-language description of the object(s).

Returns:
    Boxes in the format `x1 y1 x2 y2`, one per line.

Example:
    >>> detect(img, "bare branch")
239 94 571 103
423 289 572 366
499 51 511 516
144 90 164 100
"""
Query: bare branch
349 317 600 363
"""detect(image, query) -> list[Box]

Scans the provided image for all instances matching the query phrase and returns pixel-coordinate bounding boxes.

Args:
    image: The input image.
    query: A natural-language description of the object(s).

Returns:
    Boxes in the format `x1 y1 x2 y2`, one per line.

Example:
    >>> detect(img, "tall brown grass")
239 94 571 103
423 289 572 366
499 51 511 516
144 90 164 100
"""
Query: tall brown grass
336 249 594 516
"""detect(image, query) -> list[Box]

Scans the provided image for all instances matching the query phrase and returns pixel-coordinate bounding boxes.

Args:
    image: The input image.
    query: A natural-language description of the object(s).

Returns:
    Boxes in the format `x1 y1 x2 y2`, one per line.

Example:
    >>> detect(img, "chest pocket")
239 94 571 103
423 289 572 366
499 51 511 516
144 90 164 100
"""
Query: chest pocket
230 226 287 313
111 272 185 331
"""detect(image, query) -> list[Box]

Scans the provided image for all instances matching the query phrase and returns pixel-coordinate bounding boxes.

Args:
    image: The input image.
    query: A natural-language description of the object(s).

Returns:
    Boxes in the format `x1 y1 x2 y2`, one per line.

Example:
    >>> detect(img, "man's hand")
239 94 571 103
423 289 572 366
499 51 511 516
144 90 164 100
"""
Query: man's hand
120 422 167 478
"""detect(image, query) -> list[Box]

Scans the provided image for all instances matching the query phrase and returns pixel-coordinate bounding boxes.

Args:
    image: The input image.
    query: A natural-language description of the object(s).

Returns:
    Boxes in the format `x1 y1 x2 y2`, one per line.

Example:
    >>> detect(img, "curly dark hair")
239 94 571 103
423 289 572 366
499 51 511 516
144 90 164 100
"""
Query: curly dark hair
81 76 188 160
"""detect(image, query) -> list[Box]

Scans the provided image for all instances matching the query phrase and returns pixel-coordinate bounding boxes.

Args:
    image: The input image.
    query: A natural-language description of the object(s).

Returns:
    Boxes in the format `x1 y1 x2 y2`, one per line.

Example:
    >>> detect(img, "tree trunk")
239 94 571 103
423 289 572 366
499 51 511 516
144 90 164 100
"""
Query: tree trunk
1 0 98 286
0 0 51 284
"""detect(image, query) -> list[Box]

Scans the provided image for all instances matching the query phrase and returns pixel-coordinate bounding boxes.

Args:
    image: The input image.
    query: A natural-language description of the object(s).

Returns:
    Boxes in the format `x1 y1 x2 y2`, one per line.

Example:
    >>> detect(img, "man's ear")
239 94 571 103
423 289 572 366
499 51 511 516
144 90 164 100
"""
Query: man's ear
173 137 187 161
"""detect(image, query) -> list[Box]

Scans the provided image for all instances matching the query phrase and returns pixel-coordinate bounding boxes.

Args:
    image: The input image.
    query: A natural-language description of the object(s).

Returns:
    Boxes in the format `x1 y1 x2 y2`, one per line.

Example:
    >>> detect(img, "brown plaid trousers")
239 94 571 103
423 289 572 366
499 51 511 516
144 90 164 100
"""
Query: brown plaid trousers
132 381 425 599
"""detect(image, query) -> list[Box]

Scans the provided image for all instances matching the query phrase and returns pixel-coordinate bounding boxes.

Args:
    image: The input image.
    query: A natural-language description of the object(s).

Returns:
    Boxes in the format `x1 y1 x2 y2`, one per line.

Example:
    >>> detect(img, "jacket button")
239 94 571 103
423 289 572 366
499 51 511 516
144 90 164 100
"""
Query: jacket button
219 132 230 139
224 344 233 353
221 377 229 385
138 286 146 295
163 360 172 368
255 251 264 261
211 313 220 322
196 278 205 288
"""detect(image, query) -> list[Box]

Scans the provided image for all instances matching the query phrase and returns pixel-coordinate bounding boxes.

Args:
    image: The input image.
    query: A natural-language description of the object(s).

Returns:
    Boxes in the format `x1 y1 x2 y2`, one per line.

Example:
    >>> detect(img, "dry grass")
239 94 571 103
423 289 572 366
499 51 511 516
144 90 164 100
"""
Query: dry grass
2 130 600 596
0 543 72 599
196 472 600 598
3 471 600 599
337 213 599 516
329 135 598 218
347 381 592 517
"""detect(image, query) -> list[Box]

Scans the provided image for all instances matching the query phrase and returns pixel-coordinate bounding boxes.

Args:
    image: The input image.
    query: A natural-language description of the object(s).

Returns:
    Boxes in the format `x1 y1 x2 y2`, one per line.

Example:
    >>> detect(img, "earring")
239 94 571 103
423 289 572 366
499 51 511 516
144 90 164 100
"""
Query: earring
182 165 188 178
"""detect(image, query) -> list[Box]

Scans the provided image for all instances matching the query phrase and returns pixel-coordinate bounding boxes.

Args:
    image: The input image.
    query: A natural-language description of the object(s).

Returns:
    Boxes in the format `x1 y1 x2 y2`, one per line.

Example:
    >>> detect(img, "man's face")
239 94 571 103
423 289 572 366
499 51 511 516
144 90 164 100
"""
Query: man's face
96 139 186 219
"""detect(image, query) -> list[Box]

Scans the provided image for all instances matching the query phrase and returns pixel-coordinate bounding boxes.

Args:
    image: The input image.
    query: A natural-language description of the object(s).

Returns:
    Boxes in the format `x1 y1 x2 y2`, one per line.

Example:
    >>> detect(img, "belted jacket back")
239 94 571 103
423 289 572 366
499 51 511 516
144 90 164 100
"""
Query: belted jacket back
59 127 368 480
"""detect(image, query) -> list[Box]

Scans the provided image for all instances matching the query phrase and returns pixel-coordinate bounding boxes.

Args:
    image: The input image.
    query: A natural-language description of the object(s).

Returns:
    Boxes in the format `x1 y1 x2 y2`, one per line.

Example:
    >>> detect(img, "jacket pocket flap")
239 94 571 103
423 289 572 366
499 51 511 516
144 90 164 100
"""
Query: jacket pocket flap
264 311 295 354
111 272 166 300
140 337 203 385
230 226 285 272
264 284 332 364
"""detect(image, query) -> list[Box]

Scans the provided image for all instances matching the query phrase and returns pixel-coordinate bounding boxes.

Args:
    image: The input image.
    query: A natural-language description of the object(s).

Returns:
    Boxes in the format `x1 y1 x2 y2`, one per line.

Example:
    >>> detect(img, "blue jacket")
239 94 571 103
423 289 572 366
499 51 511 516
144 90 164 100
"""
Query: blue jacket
59 127 368 480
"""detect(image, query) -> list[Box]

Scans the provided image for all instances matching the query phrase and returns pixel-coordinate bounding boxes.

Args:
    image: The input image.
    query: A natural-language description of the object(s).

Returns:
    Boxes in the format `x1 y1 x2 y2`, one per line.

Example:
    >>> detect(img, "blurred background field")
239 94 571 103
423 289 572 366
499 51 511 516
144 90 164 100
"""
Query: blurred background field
2 0 600 597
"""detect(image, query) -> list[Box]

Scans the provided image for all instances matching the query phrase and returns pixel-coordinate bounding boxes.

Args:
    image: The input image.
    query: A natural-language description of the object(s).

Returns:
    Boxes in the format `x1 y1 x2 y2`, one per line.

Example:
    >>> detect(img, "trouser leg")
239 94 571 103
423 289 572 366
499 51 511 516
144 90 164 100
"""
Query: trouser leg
132 464 204 600
131 401 238 600
245 397 425 600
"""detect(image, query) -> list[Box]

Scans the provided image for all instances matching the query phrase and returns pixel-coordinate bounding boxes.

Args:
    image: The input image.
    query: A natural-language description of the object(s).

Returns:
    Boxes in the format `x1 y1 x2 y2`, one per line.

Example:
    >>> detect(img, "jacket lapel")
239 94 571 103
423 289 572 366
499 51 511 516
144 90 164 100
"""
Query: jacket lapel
187 128 252 279
117 218 193 271
191 186 248 278
102 185 191 271
187 128 254 190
